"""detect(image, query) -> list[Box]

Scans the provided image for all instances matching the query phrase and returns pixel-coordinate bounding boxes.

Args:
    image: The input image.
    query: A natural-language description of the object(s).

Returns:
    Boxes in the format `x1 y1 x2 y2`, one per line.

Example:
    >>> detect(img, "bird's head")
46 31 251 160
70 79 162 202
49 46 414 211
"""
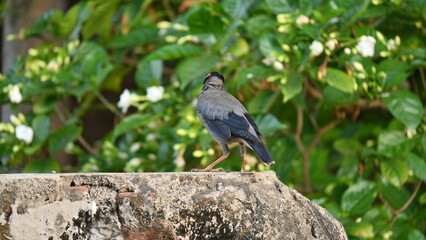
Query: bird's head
202 72 225 91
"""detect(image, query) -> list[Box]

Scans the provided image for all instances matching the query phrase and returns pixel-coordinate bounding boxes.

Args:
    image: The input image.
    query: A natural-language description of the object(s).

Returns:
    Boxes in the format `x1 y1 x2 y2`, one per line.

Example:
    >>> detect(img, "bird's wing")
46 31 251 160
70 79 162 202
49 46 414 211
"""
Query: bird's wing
205 118 231 140
223 112 259 143
197 90 259 142
244 113 261 137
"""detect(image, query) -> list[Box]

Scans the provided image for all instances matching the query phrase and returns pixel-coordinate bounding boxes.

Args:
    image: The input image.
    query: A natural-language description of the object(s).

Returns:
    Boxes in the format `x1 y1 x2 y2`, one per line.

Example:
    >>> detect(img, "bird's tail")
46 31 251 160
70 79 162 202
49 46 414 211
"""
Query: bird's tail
248 140 275 166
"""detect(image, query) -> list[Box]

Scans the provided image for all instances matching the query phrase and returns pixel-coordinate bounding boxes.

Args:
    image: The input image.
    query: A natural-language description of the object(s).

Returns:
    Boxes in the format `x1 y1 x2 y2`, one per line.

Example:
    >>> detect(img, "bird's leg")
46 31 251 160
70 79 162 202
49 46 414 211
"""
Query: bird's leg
240 143 246 172
199 152 230 172
192 144 230 172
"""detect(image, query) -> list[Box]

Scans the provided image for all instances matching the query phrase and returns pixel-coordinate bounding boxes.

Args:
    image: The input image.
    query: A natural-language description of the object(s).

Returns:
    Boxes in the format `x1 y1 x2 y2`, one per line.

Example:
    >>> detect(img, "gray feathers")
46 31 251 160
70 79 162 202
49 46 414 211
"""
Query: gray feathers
197 89 247 120
196 73 275 166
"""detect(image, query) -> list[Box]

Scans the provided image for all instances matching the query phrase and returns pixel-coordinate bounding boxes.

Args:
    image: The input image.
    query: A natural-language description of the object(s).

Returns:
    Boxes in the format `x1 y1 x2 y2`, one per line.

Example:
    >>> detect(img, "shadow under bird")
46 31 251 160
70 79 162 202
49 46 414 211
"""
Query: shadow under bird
195 72 275 172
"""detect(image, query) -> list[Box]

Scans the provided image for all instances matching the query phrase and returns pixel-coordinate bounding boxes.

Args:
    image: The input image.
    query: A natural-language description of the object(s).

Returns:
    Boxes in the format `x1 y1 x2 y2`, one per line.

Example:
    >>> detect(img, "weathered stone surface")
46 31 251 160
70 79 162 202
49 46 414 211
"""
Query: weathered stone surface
0 172 347 240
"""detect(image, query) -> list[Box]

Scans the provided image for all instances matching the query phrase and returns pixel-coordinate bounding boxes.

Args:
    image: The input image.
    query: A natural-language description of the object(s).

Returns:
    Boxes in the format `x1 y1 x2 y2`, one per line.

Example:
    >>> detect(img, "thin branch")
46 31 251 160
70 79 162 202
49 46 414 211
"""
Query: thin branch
391 182 422 226
77 136 96 156
54 104 96 156
295 106 305 152
379 182 422 227
306 118 341 155
294 106 311 192
420 68 426 92
55 104 67 123
304 80 323 100
162 0 176 21
94 91 124 119
294 105 341 194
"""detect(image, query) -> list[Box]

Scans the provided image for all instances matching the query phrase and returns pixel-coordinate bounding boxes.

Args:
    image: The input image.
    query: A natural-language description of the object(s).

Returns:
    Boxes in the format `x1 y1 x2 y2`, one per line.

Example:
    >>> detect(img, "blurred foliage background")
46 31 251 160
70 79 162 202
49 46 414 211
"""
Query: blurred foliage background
1 0 426 238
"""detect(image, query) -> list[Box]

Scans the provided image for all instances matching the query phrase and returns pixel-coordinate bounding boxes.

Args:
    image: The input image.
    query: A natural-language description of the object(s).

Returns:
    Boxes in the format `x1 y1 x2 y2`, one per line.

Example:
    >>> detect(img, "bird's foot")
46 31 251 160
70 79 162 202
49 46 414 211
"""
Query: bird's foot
191 167 224 172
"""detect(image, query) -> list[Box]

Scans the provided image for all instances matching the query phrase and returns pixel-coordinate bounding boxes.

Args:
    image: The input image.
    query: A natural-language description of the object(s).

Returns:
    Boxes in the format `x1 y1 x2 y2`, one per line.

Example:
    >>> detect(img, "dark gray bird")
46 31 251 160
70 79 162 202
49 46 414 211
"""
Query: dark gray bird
195 72 275 172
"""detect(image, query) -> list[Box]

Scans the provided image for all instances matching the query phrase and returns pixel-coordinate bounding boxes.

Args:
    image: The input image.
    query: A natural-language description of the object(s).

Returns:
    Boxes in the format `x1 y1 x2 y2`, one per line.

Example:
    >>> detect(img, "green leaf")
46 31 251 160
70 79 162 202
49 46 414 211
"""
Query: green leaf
407 229 426 240
222 0 250 19
337 0 370 28
23 158 61 173
346 222 374 239
229 38 250 57
253 114 287 136
57 3 80 37
420 193 426 205
341 180 377 214
48 125 82 155
404 152 426 181
77 42 113 86
234 65 274 89
102 65 132 92
382 89 424 130
187 7 225 37
33 95 57 115
177 55 219 88
259 34 281 57
82 0 120 39
32 115 50 141
324 68 354 93
299 24 320 40
377 131 414 157
380 159 409 188
247 90 278 114
281 71 303 102
108 27 157 48
333 138 362 156
379 182 411 209
246 15 276 36
323 86 358 106
24 10 64 37
145 45 205 61
265 0 294 13
136 60 163 89
112 114 159 140
376 59 410 89
23 81 54 96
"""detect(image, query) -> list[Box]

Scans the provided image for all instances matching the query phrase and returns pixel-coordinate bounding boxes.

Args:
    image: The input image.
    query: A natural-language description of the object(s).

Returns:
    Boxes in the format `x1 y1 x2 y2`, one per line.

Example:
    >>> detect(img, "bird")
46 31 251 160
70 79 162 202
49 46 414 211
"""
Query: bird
194 72 275 172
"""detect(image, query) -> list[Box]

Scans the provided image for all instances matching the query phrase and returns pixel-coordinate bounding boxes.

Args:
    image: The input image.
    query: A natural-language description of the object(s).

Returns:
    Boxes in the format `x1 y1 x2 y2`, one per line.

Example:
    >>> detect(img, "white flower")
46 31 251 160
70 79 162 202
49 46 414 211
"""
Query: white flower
329 17 339 24
273 61 284 71
15 125 34 144
309 40 324 56
157 21 171 29
296 15 310 25
117 89 137 113
277 14 292 24
356 35 376 57
246 73 254 79
387 39 396 51
344 48 351 55
146 86 164 102
352 62 365 72
262 56 275 66
9 114 20 125
47 61 60 72
9 85 22 103
325 39 338 51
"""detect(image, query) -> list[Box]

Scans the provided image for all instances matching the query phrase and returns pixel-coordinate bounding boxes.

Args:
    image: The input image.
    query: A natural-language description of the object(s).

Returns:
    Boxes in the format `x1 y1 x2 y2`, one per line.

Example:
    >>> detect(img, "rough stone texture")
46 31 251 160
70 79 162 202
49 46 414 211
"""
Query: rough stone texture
0 172 347 240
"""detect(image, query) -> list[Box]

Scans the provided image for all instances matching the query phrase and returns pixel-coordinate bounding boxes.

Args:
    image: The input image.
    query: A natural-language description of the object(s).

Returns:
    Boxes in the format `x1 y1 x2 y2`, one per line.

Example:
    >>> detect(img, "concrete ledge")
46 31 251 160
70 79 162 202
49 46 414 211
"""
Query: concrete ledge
0 172 347 240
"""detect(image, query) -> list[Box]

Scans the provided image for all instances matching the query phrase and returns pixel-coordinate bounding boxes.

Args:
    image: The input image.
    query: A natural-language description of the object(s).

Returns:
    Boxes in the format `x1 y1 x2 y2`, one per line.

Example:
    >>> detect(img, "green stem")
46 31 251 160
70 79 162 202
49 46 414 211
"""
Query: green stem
54 104 96 155
94 91 124 118
72 93 97 119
